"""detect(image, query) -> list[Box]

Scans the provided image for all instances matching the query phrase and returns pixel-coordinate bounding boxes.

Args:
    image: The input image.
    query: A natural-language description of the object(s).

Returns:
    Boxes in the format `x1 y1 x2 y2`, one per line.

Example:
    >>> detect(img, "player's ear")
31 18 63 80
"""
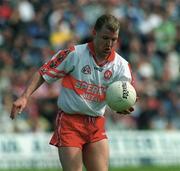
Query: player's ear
92 29 96 36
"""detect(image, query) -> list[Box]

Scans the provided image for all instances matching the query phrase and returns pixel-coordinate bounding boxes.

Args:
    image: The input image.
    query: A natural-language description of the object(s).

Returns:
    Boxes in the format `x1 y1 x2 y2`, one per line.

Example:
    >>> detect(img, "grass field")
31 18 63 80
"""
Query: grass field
1 166 180 171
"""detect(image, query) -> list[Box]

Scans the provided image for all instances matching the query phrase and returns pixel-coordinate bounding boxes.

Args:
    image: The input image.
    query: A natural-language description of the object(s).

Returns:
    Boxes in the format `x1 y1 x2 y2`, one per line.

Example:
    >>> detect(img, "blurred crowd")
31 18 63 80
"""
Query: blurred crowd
0 0 179 133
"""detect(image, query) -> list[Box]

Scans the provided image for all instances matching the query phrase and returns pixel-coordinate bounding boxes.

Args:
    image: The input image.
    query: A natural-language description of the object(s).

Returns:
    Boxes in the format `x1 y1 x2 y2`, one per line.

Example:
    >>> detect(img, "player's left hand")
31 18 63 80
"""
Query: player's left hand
116 107 134 115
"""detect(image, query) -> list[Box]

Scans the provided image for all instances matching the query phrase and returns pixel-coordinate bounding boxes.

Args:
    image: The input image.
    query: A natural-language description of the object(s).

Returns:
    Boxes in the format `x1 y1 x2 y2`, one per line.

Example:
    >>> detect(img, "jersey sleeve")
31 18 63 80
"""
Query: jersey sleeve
117 62 135 86
39 47 75 83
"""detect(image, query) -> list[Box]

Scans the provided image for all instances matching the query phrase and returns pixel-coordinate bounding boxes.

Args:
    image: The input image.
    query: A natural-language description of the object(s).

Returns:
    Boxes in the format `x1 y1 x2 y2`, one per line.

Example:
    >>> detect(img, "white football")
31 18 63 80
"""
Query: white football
106 81 136 112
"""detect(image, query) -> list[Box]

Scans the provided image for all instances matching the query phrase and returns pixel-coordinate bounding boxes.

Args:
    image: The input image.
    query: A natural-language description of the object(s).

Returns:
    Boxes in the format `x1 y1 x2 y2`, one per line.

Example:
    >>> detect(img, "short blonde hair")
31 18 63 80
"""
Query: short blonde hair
94 14 120 32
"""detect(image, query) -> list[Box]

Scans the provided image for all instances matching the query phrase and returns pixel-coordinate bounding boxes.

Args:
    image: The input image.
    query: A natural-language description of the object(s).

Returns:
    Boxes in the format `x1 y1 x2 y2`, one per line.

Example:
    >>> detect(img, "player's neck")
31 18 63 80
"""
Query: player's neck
94 48 108 64
96 55 106 62
94 53 108 66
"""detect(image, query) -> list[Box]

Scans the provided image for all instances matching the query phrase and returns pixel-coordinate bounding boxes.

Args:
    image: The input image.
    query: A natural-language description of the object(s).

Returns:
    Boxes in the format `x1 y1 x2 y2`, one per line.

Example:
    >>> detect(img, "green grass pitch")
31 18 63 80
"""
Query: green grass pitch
1 165 180 171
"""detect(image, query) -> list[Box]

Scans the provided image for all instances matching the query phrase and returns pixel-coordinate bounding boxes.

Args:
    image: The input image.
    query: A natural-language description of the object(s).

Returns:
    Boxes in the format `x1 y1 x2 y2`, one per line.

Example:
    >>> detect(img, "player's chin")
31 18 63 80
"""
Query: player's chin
102 50 111 56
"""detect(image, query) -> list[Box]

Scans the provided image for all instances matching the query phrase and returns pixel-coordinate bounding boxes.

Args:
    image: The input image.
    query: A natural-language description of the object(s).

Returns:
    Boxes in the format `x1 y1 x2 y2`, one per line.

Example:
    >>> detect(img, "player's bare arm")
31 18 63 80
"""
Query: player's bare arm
10 71 45 119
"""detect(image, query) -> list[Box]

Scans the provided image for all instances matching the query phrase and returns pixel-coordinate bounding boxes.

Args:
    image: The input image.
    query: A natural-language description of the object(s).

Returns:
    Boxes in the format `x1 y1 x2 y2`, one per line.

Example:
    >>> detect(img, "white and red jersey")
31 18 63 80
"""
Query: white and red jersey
39 42 133 117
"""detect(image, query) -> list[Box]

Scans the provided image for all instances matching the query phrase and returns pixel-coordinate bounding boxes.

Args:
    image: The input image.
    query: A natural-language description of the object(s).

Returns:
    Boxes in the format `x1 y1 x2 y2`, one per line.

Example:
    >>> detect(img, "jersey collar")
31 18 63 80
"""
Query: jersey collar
87 42 115 64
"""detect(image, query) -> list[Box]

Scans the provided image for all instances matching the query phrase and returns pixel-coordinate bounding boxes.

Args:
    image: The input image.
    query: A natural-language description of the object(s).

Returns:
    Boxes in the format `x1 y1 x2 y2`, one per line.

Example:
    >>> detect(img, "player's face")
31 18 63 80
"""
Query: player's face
94 25 119 59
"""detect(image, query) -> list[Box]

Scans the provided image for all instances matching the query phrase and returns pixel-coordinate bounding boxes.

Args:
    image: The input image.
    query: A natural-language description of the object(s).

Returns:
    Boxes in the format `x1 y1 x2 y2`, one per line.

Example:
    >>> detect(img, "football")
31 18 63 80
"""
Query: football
106 81 137 112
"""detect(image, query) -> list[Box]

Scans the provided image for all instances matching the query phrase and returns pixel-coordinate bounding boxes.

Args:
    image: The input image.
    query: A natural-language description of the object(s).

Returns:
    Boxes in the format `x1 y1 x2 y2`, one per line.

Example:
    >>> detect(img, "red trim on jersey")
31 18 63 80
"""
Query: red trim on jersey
39 46 75 78
39 62 66 79
62 75 77 91
51 46 75 67
87 42 115 66
50 68 64 74
44 71 59 78
62 75 106 102
39 68 44 76
46 71 66 79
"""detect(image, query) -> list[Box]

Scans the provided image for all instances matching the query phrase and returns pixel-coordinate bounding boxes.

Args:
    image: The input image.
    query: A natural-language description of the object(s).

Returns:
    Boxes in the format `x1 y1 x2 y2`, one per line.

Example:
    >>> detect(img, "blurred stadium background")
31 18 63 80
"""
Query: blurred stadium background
0 0 179 170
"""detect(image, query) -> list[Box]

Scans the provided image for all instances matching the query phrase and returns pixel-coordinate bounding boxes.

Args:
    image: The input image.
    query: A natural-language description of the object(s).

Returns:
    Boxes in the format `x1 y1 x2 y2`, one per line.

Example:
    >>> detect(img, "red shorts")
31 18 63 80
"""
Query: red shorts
49 110 107 149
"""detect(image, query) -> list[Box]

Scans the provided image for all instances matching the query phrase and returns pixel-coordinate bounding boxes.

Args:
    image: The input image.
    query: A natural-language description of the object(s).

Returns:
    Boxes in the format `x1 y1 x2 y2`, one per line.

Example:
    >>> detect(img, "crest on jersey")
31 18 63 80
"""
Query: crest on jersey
104 70 112 80
81 65 91 74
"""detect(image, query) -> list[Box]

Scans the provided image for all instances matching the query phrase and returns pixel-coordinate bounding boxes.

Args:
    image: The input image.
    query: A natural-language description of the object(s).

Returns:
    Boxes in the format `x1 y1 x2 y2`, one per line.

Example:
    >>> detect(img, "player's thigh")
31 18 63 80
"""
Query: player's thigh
82 139 109 171
58 147 83 171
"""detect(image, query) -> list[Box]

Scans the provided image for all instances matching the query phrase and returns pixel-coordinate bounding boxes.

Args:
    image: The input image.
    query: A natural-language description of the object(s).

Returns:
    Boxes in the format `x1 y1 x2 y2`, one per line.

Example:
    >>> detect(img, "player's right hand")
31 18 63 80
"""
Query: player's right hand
10 96 28 120
116 107 134 115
